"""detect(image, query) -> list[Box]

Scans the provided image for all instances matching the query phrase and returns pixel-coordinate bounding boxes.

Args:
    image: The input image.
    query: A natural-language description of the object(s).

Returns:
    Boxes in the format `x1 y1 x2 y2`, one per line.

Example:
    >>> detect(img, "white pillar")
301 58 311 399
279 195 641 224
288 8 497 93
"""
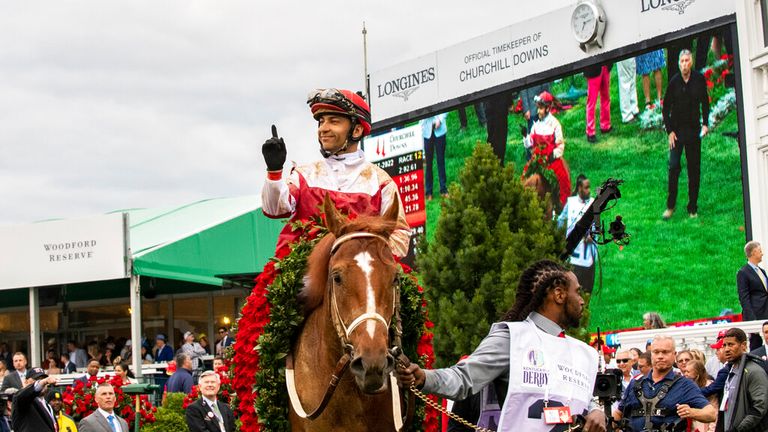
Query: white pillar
130 274 143 378
29 287 41 368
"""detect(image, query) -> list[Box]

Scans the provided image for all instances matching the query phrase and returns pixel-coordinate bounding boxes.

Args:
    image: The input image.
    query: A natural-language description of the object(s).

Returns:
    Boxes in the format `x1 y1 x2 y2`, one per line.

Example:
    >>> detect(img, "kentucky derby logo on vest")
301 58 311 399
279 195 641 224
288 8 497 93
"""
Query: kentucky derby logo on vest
522 349 549 388
376 67 435 102
641 0 696 14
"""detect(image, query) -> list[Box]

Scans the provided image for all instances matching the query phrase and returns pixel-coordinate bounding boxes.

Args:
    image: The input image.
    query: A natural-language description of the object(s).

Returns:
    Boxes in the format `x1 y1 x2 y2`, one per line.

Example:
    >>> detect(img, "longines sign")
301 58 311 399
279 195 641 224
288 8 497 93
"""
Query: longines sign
0 213 128 291
369 0 732 124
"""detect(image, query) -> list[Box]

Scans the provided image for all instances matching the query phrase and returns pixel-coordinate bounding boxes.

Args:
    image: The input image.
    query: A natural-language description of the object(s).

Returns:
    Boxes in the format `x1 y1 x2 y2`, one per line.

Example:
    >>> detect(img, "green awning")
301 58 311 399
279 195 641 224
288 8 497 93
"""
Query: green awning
125 196 283 286
0 196 284 308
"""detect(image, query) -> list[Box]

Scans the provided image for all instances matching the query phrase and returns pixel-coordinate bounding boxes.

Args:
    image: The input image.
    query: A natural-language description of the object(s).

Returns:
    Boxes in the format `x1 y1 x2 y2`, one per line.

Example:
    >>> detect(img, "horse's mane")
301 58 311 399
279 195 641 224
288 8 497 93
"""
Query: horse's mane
300 213 398 315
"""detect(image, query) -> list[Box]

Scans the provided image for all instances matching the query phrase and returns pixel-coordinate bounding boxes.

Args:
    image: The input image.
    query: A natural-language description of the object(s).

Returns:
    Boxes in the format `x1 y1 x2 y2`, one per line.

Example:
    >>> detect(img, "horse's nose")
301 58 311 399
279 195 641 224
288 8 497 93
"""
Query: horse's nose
349 352 395 394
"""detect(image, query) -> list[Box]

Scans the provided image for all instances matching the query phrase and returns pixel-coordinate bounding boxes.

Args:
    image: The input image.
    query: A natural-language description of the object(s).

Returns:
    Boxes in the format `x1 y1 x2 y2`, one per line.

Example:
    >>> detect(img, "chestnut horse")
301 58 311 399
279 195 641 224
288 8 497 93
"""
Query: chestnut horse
287 195 403 431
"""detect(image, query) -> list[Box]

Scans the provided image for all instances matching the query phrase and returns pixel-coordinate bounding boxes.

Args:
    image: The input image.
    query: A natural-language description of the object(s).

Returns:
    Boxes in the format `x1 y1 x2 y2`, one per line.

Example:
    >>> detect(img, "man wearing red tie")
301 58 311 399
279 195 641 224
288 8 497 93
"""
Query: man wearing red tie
10 368 59 432
186 370 236 432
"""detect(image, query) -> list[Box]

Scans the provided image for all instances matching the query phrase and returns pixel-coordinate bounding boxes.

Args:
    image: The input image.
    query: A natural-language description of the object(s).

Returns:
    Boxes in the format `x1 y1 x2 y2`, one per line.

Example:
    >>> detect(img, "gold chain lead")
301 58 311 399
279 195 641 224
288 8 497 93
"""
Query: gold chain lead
407 384 495 432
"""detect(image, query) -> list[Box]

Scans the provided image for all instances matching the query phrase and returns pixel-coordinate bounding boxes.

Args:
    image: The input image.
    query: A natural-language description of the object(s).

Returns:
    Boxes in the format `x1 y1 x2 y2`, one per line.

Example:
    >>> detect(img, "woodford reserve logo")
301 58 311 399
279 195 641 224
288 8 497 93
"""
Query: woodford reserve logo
44 240 97 262
641 0 696 14
376 67 435 102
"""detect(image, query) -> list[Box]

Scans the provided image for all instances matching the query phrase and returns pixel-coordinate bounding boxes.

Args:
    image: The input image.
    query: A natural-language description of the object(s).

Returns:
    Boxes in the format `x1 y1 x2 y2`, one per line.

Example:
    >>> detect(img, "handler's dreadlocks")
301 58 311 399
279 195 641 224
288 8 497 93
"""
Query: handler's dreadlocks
501 259 570 322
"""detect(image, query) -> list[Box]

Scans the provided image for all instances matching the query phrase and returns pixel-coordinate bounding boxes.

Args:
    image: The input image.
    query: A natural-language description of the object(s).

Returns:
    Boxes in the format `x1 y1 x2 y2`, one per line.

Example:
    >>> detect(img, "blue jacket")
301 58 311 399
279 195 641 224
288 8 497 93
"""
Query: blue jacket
165 367 193 394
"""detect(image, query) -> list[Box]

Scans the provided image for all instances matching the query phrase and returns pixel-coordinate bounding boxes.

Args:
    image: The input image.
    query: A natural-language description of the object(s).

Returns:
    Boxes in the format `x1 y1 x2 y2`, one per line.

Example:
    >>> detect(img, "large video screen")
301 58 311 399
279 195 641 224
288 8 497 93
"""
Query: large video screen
369 30 746 332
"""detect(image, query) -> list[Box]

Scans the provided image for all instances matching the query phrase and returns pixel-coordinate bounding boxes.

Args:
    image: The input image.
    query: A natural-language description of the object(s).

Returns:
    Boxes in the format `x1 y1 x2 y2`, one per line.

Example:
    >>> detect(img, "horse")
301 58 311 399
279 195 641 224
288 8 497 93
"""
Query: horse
286 195 404 431
522 160 571 219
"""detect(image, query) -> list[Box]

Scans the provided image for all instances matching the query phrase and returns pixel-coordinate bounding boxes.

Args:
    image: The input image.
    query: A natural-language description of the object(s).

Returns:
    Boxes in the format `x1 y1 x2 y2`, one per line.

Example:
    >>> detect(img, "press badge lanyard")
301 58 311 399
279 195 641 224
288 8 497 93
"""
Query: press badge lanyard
528 320 576 424
720 369 735 411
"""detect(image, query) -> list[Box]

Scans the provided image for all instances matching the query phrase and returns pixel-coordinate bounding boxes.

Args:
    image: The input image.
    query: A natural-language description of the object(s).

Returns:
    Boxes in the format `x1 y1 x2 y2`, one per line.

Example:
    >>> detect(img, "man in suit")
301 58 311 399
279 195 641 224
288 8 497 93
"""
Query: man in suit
67 341 88 370
60 354 76 375
153 334 174 363
737 240 768 321
75 359 101 387
78 383 129 432
185 370 235 432
215 327 234 356
0 352 29 393
750 321 768 360
10 368 58 432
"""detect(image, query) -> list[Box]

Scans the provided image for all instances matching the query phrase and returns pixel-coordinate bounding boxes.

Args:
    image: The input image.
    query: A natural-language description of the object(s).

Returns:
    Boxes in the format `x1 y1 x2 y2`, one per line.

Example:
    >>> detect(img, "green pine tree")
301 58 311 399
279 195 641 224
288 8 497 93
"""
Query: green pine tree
417 142 569 367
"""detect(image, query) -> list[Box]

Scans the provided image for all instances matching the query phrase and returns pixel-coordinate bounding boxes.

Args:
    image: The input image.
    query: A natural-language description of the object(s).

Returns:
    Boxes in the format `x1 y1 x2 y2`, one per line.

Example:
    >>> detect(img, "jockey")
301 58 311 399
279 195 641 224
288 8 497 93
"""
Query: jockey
261 88 410 256
523 91 572 207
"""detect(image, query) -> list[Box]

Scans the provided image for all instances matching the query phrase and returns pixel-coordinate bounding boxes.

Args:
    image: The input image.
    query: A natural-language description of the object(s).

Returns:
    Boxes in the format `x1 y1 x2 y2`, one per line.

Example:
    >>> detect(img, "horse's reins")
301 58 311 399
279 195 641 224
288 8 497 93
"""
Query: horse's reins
285 231 411 429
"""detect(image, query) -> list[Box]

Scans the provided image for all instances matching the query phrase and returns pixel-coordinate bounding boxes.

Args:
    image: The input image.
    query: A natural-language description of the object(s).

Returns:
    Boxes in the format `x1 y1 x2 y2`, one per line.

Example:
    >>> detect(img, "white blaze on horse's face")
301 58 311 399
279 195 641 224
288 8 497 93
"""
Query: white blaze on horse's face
353 251 377 339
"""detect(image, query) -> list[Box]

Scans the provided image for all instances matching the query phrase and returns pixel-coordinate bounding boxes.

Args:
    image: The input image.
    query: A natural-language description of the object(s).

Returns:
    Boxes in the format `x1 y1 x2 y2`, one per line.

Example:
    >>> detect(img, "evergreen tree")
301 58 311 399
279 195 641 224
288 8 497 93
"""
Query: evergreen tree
417 143 566 367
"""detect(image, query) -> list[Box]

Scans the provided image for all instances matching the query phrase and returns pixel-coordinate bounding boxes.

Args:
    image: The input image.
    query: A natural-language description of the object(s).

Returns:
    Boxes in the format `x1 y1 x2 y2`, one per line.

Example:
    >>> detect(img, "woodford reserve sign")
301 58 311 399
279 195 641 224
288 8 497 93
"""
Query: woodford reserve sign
369 0 735 127
0 213 128 290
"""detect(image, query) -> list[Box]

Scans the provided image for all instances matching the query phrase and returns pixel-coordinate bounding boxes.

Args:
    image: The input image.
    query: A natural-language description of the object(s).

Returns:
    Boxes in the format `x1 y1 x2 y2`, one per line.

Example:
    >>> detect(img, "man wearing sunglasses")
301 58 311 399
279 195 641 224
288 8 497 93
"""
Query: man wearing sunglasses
260 88 410 257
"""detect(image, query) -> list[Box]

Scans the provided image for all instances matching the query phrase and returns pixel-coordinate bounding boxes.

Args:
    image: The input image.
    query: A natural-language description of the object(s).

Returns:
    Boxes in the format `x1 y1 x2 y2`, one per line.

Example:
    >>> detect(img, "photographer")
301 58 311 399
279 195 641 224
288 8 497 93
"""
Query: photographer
617 336 715 431
11 368 58 432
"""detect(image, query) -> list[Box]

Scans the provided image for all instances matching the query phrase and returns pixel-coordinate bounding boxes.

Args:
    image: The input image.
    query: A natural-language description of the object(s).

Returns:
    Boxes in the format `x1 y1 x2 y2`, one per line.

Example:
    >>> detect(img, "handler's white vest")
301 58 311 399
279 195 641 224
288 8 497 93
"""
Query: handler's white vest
496 319 598 431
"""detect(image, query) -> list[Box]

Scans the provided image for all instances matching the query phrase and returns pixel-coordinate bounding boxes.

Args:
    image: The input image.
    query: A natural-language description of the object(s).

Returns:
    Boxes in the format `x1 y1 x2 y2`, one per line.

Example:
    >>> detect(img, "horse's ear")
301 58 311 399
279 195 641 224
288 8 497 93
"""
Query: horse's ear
382 197 400 229
323 194 346 236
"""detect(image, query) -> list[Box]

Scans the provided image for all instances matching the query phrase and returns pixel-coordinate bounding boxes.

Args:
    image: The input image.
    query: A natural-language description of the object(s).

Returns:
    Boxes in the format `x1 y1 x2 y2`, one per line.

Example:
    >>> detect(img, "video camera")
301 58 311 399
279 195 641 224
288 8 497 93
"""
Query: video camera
560 178 630 260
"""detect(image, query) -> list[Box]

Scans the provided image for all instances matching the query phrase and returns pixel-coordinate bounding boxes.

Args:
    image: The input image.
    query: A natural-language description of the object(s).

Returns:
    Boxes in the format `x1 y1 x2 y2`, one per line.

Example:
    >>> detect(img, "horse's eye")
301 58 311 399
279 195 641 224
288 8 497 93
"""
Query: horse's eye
332 273 342 285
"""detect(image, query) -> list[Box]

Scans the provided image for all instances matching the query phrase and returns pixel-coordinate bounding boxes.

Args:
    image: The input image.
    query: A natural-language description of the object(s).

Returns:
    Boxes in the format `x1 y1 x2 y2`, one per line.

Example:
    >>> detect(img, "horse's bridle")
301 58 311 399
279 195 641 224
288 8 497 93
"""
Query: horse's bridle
286 231 408 427
328 232 396 354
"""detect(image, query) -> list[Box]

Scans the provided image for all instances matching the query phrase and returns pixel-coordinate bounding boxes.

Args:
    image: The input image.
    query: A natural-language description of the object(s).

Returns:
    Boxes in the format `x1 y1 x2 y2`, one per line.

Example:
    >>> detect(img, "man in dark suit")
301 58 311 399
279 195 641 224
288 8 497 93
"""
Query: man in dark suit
10 368 58 432
76 359 102 387
60 353 76 375
0 352 29 393
750 321 768 360
78 383 129 432
738 241 768 321
215 327 234 356
185 370 235 432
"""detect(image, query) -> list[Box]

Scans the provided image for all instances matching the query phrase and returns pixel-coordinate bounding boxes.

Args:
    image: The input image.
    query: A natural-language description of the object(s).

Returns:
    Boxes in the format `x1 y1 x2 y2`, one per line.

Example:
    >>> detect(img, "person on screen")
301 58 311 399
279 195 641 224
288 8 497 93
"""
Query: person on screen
522 91 572 207
557 174 597 293
420 113 449 200
583 62 613 143
661 49 709 220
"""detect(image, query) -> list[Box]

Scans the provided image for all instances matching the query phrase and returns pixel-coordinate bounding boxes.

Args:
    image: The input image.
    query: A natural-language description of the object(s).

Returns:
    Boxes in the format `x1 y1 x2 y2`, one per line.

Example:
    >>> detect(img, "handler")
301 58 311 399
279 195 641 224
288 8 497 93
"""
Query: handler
260 88 410 256
397 259 606 432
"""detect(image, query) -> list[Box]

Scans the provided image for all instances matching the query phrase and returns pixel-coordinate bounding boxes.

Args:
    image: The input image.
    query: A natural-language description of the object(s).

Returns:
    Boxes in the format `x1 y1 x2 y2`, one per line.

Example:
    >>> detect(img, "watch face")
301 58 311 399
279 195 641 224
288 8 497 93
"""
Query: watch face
572 3 597 43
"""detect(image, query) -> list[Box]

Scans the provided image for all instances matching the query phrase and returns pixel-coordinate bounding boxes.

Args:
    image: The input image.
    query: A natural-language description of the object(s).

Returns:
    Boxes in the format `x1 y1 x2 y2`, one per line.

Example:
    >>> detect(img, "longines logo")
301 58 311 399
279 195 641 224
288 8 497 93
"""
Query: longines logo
641 0 695 14
376 67 435 102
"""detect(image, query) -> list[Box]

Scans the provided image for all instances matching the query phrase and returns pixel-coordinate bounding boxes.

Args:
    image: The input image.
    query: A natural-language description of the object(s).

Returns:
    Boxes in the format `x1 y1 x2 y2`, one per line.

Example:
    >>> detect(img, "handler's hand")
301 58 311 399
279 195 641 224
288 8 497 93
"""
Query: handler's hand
395 363 425 389
262 125 287 172
584 409 607 432
668 131 677 150
700 125 708 137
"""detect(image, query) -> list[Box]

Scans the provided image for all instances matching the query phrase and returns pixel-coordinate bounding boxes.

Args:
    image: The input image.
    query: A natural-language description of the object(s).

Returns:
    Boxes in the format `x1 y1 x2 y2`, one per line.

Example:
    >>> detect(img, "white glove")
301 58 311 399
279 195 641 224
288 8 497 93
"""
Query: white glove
553 146 564 159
